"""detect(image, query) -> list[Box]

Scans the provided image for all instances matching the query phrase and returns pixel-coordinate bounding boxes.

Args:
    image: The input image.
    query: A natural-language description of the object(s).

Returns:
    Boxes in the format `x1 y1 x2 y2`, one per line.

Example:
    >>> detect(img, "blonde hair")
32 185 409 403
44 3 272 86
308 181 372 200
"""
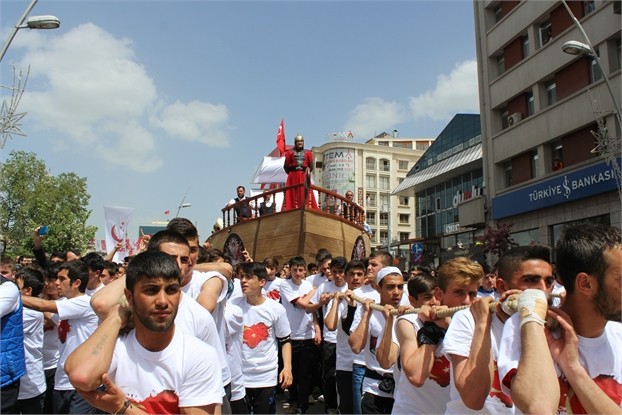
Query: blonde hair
436 257 484 291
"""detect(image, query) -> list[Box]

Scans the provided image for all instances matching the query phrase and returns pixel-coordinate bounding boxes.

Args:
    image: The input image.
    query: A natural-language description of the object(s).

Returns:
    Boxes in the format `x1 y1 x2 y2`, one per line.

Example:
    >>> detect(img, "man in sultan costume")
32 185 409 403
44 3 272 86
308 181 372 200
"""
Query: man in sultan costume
283 134 318 210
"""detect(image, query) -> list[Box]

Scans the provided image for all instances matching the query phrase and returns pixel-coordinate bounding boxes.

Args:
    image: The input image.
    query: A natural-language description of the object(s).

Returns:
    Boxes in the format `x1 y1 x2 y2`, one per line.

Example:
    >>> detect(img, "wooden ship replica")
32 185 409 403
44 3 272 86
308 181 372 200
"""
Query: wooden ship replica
208 152 371 266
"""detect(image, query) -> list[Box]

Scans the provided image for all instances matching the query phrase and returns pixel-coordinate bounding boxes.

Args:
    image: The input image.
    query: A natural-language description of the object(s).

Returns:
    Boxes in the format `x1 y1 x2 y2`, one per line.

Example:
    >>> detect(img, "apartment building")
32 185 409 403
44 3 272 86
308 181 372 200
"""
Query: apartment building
474 0 621 248
312 133 433 249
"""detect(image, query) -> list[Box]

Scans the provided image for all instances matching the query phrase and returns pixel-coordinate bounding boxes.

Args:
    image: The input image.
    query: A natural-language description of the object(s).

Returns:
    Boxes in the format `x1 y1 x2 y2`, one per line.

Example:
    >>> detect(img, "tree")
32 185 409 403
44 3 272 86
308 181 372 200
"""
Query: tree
0 150 97 256
477 221 518 258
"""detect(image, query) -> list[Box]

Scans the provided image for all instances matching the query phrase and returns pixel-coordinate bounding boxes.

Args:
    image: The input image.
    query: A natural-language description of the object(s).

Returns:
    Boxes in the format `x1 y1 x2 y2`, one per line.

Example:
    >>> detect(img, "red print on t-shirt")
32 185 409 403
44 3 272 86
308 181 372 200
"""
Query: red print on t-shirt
428 355 451 387
136 390 179 415
559 374 622 414
58 320 70 343
243 323 270 349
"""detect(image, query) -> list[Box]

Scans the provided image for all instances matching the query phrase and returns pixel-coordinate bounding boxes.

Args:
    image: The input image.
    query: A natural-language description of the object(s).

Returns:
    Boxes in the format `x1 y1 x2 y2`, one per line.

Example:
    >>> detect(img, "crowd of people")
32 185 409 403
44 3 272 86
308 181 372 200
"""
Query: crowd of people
0 221 620 415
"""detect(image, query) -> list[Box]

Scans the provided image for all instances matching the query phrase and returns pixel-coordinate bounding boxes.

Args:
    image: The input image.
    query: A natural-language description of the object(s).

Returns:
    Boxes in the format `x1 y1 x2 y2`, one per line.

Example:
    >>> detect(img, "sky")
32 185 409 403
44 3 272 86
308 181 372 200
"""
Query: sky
1 0 481 245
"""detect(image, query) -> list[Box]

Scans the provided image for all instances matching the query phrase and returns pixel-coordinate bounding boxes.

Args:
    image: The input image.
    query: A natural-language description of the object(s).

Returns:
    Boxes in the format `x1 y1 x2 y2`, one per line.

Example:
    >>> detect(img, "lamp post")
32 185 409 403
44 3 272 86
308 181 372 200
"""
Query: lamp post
175 187 192 218
560 1 621 127
0 0 61 62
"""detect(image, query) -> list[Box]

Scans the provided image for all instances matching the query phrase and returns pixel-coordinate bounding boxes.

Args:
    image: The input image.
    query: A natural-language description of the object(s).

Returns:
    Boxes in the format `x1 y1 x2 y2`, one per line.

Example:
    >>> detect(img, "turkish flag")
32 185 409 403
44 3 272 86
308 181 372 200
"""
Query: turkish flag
164 210 170 215
276 119 286 156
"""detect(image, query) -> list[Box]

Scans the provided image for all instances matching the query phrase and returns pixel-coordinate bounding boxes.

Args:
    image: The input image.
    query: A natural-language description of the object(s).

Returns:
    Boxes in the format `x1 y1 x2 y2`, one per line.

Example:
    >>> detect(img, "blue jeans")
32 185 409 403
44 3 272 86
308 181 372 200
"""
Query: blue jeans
352 363 365 415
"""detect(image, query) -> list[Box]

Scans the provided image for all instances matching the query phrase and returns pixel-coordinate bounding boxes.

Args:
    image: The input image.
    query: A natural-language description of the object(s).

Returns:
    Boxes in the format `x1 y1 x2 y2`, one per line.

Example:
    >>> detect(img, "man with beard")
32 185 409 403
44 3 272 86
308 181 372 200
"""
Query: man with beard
498 224 622 414
65 251 223 415
282 135 318 210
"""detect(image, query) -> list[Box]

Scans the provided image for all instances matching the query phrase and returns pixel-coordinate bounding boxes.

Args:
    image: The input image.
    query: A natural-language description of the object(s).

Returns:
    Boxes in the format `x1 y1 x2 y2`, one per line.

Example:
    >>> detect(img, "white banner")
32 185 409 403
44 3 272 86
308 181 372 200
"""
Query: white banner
103 206 136 263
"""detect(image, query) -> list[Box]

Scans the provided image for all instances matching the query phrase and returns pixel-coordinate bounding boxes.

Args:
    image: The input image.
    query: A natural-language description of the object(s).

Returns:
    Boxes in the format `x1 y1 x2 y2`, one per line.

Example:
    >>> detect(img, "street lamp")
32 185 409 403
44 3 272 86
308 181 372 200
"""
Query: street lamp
560 1 621 127
0 0 61 62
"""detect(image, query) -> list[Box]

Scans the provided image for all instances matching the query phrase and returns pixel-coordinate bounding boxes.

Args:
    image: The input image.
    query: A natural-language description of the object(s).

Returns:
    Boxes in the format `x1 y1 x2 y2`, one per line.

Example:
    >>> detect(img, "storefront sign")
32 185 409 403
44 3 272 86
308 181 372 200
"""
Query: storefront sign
452 185 483 208
492 159 620 219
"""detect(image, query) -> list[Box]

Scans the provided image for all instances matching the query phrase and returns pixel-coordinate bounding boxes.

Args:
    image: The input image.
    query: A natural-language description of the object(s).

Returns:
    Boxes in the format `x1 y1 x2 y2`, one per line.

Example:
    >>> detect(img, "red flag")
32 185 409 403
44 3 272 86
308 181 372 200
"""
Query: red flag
164 210 170 215
276 119 286 156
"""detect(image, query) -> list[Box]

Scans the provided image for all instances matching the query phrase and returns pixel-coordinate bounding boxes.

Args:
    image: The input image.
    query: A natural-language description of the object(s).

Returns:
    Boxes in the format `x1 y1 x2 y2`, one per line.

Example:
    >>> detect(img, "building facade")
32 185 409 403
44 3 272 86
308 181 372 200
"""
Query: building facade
312 134 433 249
474 0 621 250
393 114 486 267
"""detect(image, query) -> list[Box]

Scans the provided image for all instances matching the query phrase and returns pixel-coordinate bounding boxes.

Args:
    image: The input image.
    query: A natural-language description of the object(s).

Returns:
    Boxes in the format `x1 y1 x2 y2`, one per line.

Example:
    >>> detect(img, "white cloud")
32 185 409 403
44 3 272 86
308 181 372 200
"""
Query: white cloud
343 97 408 139
150 100 230 147
409 59 480 121
7 23 229 172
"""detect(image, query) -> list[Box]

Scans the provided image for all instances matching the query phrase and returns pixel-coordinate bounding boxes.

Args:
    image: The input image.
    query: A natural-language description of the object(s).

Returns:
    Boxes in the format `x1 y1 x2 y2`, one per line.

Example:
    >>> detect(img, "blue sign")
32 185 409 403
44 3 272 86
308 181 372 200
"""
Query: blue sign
411 243 424 255
492 159 620 219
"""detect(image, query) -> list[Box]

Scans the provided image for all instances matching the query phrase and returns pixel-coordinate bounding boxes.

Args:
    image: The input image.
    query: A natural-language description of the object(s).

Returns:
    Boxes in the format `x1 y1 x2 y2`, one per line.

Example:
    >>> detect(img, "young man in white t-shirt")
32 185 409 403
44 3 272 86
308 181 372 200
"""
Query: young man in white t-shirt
231 262 293 415
280 256 321 414
384 262 480 415
15 268 46 414
349 266 410 414
65 250 224 415
441 247 553 415
324 259 365 415
21 260 99 414
497 224 622 414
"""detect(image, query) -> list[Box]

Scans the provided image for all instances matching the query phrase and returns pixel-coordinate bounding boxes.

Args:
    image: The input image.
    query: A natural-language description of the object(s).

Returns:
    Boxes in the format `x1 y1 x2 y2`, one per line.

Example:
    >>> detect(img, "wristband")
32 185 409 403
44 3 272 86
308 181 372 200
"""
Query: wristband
113 400 131 415
518 289 548 328
417 322 447 346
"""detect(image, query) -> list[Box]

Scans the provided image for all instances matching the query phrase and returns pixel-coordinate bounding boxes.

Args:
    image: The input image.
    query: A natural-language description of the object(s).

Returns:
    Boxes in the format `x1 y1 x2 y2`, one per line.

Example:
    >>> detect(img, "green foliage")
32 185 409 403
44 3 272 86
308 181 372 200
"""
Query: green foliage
477 221 518 258
0 150 97 256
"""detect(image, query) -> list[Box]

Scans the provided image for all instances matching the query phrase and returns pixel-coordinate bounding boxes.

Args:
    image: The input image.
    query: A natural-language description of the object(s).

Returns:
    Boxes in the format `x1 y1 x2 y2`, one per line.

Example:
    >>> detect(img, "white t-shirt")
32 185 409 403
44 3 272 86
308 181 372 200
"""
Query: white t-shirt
306 273 328 289
231 297 291 388
263 278 284 301
498 314 622 414
177 293 230 387
228 278 243 303
54 295 99 390
19 307 46 399
551 282 566 308
280 279 315 340
109 328 223 414
42 318 60 371
335 300 356 372
350 306 396 398
351 284 380 366
182 271 228 363
312 281 347 343
84 283 104 296
391 314 451 415
441 309 514 415
224 302 245 401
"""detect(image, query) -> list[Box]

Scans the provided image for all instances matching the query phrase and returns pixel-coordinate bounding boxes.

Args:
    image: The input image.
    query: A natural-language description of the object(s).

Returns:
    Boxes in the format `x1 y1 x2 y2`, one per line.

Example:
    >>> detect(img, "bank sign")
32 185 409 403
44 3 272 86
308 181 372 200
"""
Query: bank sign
492 159 620 219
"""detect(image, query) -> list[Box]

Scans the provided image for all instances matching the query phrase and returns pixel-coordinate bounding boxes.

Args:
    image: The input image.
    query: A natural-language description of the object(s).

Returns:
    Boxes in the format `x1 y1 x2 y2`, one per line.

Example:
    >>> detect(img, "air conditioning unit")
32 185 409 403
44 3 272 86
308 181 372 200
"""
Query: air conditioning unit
508 113 522 126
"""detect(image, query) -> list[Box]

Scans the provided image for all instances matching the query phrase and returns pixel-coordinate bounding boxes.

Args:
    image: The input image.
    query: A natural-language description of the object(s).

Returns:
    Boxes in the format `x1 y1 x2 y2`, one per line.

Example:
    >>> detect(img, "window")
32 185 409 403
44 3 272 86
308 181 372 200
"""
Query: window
399 196 409 206
539 19 552 47
399 232 410 241
527 92 535 116
497 54 505 76
504 162 513 187
546 80 557 106
377 141 389 147
584 0 595 16
380 159 390 172
531 151 539 179
393 141 411 149
379 194 389 210
589 52 603 83
522 36 530 58
609 38 621 72
379 230 388 244
416 142 430 151
399 214 410 224
379 176 390 190
494 5 502 22
379 213 388 226
398 177 405 184
551 141 563 172
501 107 509 129
398 160 409 170
365 175 377 189
367 193 377 207
366 211 376 225
365 157 376 170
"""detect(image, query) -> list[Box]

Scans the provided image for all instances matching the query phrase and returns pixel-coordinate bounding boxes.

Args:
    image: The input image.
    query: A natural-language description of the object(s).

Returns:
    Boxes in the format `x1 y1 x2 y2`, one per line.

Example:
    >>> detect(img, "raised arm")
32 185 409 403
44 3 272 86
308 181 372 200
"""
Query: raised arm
450 298 494 411
324 292 343 332
90 276 126 319
375 305 399 369
65 305 128 391
348 300 373 355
